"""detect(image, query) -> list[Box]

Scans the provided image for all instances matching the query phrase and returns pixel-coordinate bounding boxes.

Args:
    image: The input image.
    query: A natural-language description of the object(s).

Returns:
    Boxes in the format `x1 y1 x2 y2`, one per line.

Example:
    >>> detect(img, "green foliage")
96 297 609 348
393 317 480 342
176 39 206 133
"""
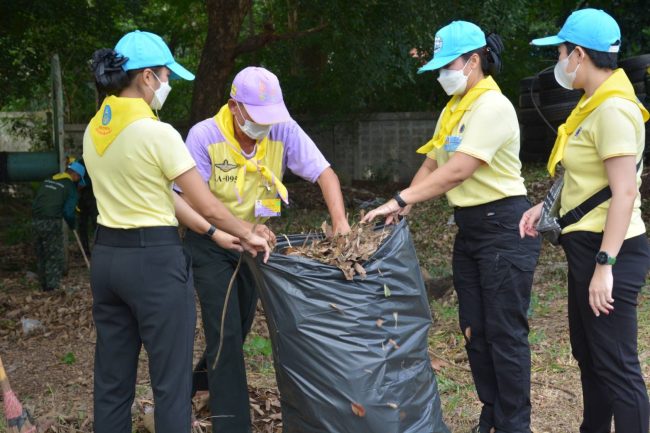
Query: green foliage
1 0 649 124
61 351 76 365
244 335 273 357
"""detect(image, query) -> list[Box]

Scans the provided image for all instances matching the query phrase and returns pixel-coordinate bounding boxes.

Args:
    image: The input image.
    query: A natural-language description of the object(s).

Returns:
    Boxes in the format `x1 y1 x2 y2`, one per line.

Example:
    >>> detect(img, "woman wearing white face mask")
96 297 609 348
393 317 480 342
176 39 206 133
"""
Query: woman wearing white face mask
363 20 541 433
84 31 271 433
521 9 650 432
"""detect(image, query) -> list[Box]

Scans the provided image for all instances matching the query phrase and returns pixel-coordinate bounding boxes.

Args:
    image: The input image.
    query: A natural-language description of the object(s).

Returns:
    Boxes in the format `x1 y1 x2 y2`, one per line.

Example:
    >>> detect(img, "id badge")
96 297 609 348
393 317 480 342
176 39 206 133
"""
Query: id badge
444 135 462 152
255 198 281 218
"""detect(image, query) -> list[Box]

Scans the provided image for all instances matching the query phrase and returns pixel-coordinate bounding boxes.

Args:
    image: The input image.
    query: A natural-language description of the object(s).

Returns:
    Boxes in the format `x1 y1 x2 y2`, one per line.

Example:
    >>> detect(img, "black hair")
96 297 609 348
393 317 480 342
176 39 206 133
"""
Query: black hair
90 48 165 104
564 42 618 70
461 33 504 76
90 49 130 98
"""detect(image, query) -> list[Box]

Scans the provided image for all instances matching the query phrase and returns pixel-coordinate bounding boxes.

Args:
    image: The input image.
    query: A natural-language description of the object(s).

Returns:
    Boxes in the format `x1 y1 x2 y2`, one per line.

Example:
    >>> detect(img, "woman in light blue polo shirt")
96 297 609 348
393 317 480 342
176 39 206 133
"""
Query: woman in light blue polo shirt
522 9 650 432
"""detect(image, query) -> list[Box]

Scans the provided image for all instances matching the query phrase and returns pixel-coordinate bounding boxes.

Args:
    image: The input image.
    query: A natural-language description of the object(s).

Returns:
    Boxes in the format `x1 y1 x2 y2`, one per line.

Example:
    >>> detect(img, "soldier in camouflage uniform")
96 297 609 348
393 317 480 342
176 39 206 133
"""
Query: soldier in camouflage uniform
32 161 86 291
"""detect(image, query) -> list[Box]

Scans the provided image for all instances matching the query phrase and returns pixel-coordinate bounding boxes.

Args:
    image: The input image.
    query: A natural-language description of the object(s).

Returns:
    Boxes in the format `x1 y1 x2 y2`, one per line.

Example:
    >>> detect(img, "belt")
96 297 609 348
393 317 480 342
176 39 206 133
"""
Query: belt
454 195 527 213
95 225 180 247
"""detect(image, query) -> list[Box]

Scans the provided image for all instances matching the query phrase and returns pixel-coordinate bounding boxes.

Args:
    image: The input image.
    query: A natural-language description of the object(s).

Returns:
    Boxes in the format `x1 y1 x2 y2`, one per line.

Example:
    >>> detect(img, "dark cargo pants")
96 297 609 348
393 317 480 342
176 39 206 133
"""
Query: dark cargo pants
453 196 541 433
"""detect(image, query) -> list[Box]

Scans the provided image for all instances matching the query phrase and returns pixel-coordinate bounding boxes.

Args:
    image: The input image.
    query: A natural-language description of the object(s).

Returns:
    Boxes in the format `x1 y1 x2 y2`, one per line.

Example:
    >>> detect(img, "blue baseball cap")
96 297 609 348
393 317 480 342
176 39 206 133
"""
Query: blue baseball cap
114 30 195 80
418 21 486 74
531 9 621 53
67 161 87 187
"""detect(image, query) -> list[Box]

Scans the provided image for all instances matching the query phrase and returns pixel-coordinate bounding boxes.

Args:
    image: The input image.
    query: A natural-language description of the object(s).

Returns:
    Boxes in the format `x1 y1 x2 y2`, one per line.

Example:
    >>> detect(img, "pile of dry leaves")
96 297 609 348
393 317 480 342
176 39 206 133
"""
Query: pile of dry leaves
282 219 391 280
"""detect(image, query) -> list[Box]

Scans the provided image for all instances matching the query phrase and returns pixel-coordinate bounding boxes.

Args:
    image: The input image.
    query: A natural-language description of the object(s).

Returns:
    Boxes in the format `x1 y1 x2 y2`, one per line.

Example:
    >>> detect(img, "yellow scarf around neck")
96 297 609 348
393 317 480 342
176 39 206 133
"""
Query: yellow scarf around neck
213 105 288 204
52 172 73 182
547 68 649 175
89 96 158 156
417 75 501 154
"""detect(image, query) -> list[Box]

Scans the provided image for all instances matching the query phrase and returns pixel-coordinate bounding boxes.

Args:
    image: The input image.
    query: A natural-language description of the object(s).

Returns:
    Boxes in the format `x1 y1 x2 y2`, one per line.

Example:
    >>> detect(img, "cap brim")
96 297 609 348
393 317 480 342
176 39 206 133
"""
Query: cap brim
530 35 565 46
167 61 195 81
244 101 292 125
417 54 460 74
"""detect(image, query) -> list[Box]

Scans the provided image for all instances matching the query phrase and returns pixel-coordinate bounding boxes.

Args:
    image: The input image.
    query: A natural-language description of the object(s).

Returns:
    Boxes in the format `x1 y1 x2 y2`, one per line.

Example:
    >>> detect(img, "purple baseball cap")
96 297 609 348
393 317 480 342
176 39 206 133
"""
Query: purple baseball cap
230 67 291 124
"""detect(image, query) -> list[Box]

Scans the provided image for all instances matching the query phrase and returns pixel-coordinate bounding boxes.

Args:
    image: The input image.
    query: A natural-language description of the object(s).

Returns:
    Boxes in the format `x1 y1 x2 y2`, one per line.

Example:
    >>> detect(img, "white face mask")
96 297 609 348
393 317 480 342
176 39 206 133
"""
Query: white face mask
437 58 472 96
236 103 272 141
148 72 171 110
554 49 580 90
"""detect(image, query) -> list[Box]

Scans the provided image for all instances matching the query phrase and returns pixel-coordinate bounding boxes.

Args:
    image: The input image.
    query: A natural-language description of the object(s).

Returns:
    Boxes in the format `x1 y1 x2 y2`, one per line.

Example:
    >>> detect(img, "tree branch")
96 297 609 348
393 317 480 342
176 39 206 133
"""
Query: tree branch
233 22 327 58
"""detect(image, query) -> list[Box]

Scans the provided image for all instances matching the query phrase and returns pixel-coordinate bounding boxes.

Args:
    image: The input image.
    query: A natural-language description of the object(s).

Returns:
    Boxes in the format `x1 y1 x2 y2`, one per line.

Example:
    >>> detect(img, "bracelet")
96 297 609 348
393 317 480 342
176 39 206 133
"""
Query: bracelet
394 192 407 208
203 225 217 240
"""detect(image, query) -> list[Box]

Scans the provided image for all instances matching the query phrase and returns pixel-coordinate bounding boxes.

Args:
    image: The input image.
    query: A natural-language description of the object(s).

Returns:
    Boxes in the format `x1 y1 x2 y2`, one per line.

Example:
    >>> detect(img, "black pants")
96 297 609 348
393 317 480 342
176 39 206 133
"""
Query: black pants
561 231 650 433
453 196 541 433
91 226 196 433
185 230 258 433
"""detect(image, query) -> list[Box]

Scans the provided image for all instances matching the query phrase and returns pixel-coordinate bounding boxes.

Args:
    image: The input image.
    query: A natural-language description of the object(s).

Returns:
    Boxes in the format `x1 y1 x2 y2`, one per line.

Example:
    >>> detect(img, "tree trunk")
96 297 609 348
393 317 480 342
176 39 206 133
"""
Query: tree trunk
189 0 252 125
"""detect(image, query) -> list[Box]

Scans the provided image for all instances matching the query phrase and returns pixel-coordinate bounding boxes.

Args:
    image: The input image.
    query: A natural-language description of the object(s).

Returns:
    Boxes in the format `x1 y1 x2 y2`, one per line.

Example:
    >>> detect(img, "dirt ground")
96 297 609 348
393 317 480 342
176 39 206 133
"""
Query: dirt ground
1 167 649 433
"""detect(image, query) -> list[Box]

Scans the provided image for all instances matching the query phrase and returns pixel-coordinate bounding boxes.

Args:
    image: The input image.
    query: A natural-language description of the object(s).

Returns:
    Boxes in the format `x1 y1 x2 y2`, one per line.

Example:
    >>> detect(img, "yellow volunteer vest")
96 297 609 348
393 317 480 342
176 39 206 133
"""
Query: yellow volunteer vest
209 106 285 222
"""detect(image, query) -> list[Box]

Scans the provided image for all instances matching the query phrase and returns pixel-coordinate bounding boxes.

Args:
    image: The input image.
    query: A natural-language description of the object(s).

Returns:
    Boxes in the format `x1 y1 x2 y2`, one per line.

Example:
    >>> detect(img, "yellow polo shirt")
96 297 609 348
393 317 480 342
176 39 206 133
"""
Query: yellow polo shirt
560 97 646 238
83 119 196 228
427 90 526 207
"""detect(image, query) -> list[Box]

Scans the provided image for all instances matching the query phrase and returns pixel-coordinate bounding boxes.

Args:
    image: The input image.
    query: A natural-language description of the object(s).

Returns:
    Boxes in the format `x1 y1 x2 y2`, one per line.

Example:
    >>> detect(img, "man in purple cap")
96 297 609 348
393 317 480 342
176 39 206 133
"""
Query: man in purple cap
180 66 349 432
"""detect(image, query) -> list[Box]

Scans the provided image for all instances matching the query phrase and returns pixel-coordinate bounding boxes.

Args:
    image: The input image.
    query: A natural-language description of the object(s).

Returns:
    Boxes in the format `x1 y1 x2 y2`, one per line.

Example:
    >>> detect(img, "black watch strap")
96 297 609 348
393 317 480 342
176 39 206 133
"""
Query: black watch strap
394 192 407 208
203 225 217 240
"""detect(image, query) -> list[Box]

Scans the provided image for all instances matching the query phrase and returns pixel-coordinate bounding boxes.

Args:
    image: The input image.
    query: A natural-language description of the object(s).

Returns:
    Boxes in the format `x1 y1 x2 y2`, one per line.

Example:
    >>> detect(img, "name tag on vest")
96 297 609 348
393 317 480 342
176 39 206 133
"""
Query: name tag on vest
255 198 281 218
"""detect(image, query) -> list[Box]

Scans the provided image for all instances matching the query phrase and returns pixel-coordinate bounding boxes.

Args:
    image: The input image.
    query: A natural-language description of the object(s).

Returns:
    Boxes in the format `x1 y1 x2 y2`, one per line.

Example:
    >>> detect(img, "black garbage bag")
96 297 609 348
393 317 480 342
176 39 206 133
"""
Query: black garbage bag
245 219 450 433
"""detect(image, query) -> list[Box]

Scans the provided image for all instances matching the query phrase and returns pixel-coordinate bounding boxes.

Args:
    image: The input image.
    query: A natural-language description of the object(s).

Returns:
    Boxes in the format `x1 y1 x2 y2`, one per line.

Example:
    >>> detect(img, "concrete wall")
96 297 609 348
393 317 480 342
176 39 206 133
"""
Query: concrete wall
62 112 439 183
299 112 438 183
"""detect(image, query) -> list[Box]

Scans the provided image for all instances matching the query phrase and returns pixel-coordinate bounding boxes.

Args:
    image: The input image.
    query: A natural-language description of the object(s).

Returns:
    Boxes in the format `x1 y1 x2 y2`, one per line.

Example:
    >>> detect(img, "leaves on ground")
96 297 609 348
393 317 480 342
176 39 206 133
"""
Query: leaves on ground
282 219 391 280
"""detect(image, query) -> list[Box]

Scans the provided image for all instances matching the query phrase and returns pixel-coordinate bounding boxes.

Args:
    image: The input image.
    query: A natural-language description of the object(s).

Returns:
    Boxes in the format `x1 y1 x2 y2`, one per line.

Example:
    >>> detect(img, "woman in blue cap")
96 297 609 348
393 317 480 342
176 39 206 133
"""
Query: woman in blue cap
84 31 271 433
521 9 650 432
363 20 541 433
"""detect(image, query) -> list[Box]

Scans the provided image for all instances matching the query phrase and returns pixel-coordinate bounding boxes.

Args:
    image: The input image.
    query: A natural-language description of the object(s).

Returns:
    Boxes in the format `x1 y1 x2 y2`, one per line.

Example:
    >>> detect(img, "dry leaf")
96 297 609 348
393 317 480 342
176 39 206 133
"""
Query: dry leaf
351 402 366 417
353 263 367 279
281 220 391 280
329 303 344 314
384 284 392 297
430 356 449 373
376 318 384 327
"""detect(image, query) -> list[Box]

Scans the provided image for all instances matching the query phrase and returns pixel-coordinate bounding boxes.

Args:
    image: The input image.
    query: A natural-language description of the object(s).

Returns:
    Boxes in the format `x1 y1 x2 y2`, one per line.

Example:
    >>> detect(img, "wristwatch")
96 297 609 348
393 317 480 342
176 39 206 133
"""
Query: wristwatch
595 251 616 265
203 225 217 240
394 192 407 208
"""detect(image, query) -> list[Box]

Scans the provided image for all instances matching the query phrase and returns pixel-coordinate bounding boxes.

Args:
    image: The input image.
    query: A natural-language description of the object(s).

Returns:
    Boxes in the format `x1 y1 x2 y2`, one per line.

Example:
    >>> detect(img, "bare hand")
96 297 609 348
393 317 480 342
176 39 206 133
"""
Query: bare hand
213 231 243 253
385 204 412 225
253 224 276 249
589 265 614 317
361 199 401 224
240 231 271 263
519 202 543 238
333 219 351 235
